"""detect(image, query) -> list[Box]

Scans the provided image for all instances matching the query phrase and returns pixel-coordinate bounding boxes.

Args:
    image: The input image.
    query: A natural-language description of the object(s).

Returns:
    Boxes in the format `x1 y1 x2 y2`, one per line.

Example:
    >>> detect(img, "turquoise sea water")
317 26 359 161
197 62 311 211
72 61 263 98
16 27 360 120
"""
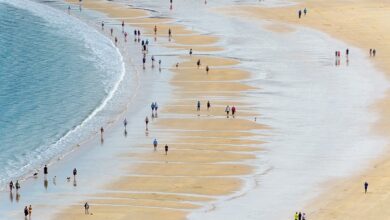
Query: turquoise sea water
0 1 123 188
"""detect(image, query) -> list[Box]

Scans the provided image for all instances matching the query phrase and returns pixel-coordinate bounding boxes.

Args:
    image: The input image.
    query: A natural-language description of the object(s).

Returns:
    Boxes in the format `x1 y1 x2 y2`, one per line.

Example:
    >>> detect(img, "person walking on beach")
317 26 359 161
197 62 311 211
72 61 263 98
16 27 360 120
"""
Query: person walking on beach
373 49 376 57
304 8 307 16
151 102 156 113
197 59 201 68
68 5 71 14
197 101 201 111
100 126 104 138
346 48 349 57
298 212 302 220
232 105 236 117
298 10 302 19
143 57 146 69
123 118 127 128
364 181 368 194
207 100 211 111
165 144 169 155
28 205 32 218
134 29 137 41
101 21 104 30
153 138 158 151
9 181 14 192
124 32 128 42
168 28 172 41
294 212 299 220
154 102 159 114
110 28 113 36
121 20 125 33
114 37 118 46
44 165 48 177
15 180 20 192
84 202 89 215
302 213 306 220
189 48 193 56
151 56 155 68
225 105 230 118
24 206 29 218
206 65 209 74
154 25 158 35
145 116 149 131
369 48 372 56
73 168 77 179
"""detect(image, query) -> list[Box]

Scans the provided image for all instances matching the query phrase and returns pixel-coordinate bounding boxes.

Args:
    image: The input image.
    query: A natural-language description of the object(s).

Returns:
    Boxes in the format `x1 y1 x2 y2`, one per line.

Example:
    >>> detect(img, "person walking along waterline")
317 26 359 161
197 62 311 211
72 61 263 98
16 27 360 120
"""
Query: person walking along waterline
84 202 89 214
15 180 20 192
165 144 169 155
123 118 127 128
73 168 77 179
24 206 29 218
9 181 14 192
207 101 211 111
197 101 201 111
232 105 236 117
28 205 32 218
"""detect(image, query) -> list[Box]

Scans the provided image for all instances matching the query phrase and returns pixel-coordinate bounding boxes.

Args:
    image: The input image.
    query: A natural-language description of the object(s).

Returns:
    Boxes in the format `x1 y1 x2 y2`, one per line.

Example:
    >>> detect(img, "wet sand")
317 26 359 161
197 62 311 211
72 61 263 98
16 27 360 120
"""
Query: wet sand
57 0 263 219
226 0 390 219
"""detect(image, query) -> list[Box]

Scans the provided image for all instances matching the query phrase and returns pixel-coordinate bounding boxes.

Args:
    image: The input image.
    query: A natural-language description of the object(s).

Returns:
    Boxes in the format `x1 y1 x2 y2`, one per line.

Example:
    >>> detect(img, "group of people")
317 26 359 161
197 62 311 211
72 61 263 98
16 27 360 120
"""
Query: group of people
334 48 350 66
225 105 237 118
23 205 32 219
294 211 306 220
298 8 308 19
369 48 377 57
196 100 212 112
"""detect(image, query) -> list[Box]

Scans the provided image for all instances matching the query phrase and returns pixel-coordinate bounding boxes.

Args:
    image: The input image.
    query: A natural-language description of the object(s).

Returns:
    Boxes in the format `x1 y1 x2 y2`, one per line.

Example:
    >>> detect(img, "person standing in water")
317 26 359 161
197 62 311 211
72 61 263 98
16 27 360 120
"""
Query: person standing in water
189 48 193 56
364 181 369 194
143 57 146 69
159 60 162 70
101 21 104 30
153 138 158 151
68 5 71 14
110 28 113 36
207 101 211 111
346 48 349 57
145 116 149 131
44 165 48 177
121 20 125 33
151 56 155 68
165 144 169 155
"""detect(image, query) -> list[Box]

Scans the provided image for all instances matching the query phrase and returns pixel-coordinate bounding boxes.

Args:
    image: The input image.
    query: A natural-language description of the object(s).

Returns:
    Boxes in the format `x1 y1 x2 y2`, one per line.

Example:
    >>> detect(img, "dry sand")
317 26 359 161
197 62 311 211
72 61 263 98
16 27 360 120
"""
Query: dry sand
58 0 263 219
225 0 390 219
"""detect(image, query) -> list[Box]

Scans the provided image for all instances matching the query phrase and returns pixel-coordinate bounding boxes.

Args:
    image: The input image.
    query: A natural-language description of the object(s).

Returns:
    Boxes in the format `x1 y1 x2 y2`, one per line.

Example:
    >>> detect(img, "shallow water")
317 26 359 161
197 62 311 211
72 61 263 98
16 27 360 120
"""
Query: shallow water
0 0 125 189
121 0 389 219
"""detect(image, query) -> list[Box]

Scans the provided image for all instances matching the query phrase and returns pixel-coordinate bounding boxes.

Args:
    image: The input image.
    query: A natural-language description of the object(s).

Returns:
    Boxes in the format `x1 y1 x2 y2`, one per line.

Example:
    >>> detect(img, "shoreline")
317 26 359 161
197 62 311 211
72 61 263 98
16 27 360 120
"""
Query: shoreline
1 0 388 219
226 0 390 219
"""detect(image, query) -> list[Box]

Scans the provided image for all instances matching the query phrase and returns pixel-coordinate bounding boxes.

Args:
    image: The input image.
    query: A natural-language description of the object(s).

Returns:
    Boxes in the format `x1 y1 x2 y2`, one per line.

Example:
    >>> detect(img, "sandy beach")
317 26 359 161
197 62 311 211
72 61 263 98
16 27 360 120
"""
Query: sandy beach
49 0 264 219
1 0 389 219
227 0 390 219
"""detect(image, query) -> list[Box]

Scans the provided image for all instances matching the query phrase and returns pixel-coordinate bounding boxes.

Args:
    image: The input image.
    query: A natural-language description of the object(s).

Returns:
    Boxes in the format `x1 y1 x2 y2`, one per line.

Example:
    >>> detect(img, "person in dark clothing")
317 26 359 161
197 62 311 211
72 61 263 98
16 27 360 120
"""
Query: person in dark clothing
165 144 169 155
364 181 368 194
